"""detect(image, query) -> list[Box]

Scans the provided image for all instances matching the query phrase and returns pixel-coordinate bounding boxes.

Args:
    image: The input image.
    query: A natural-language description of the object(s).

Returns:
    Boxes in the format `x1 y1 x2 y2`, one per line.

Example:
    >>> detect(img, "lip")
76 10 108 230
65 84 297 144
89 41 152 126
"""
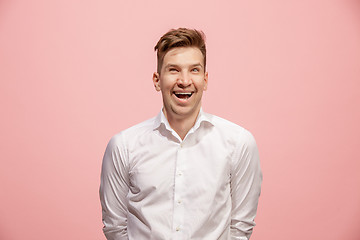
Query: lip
173 90 194 94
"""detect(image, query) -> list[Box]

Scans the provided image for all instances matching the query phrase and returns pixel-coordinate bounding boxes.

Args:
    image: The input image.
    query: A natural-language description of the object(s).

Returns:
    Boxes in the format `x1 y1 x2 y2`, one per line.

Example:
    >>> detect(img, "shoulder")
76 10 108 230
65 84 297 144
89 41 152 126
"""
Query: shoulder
206 113 260 171
107 116 156 148
205 112 257 146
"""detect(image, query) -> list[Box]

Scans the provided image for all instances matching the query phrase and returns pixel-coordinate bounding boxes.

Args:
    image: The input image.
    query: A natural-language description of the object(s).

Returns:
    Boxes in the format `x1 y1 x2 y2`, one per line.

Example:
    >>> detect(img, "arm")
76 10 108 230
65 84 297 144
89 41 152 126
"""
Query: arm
230 130 263 240
99 134 129 240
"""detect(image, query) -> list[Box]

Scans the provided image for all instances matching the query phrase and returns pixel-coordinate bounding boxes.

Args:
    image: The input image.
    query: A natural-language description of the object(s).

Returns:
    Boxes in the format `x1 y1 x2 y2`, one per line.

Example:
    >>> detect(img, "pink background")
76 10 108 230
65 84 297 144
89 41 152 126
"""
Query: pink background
1 0 359 239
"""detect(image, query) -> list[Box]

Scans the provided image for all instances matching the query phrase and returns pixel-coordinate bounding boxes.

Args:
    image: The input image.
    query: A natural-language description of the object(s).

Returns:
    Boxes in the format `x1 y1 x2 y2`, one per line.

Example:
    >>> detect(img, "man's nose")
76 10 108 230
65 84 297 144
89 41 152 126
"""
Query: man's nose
177 72 192 87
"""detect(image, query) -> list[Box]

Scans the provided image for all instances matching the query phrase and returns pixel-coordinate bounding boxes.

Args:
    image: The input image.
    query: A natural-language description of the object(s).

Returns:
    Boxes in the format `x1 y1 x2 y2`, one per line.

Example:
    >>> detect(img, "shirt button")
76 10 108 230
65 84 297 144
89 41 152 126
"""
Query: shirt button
177 171 182 176
177 200 182 204
176 227 180 231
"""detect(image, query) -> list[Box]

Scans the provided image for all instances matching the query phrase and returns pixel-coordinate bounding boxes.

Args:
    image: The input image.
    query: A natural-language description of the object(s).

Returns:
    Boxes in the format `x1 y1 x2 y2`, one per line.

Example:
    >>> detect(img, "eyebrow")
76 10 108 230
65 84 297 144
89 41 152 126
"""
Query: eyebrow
190 63 204 68
164 63 204 69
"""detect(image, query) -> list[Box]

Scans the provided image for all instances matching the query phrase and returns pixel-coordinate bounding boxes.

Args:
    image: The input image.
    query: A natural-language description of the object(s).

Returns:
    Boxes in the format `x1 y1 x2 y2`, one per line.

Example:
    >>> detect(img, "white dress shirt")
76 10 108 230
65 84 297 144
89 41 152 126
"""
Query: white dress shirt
100 109 262 240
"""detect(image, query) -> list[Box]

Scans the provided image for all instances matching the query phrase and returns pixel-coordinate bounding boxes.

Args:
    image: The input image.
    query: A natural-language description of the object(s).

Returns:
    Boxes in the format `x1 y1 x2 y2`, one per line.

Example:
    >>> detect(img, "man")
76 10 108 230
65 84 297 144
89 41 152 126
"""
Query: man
100 28 262 240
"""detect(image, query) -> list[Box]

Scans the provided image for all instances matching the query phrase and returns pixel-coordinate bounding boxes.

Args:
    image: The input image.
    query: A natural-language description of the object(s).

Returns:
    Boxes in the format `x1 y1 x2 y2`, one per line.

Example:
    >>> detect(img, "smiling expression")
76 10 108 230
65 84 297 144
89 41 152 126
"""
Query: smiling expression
153 47 208 121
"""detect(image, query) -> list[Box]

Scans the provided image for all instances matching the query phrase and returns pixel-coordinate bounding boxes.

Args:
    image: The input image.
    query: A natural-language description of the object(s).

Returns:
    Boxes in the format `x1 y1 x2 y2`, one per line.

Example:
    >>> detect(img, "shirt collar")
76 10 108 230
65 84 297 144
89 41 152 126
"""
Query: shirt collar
153 108 214 132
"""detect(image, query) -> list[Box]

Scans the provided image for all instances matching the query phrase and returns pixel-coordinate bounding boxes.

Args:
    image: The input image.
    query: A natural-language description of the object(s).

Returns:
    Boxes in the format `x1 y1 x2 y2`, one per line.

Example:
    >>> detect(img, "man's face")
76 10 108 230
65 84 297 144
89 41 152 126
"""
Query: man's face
153 47 208 120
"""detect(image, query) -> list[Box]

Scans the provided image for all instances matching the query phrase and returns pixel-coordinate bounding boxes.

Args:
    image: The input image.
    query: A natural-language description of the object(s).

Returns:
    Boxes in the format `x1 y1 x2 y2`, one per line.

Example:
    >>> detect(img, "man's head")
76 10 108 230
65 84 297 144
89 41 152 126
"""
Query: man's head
153 28 208 122
154 28 206 74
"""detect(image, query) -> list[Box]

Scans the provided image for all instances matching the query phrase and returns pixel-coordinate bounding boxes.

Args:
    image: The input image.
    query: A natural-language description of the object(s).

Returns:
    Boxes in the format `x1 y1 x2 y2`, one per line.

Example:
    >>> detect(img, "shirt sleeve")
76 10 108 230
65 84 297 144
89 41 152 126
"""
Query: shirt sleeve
99 134 129 240
230 130 263 240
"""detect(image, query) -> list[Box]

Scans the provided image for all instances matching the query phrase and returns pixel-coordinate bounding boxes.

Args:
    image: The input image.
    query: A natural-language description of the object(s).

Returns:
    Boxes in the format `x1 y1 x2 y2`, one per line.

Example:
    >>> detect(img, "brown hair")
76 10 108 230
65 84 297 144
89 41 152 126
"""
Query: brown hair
154 28 206 73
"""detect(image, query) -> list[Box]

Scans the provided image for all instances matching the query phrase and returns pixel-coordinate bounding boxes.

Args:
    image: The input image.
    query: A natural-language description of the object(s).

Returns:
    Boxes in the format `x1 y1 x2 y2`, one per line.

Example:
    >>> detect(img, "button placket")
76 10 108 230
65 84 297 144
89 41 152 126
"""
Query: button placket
172 143 186 238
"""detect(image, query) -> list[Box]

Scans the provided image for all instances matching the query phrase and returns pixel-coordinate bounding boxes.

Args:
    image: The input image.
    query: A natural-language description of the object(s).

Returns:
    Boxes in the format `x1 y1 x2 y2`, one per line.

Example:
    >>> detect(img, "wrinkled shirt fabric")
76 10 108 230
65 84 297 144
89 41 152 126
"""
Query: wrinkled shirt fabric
100 109 262 240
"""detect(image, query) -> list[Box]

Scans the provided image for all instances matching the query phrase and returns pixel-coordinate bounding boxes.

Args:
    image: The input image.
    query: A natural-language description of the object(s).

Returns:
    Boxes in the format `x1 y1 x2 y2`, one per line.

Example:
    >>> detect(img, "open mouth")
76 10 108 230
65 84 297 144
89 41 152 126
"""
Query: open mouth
174 92 193 100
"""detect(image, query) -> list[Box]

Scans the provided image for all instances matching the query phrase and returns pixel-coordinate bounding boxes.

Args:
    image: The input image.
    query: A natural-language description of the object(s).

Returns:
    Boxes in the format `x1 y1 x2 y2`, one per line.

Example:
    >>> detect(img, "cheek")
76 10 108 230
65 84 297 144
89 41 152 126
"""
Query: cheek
195 79 207 90
160 82 173 93
160 77 175 89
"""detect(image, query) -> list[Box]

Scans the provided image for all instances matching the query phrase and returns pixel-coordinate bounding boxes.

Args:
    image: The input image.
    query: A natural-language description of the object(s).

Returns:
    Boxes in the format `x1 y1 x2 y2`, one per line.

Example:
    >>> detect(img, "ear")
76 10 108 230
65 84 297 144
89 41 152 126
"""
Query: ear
203 72 208 91
152 72 161 92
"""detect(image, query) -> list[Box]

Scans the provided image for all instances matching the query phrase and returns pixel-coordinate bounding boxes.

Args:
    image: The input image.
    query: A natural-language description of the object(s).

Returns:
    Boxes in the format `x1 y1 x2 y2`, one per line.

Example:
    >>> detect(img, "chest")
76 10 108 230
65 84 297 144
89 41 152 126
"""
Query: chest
126 132 234 200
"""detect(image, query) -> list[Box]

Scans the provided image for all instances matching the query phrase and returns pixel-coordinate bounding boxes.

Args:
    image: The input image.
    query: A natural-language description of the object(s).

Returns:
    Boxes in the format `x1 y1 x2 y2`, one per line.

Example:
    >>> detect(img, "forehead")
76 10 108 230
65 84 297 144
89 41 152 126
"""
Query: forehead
163 47 204 65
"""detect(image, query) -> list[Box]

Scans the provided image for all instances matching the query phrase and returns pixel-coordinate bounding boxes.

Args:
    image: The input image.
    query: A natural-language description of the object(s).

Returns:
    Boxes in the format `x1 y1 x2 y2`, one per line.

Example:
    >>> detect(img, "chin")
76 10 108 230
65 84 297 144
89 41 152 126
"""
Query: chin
172 106 198 117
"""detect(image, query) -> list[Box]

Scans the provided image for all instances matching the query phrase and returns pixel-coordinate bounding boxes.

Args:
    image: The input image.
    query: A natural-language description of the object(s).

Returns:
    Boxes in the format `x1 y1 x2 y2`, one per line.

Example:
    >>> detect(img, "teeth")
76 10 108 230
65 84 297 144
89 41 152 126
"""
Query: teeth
174 92 193 99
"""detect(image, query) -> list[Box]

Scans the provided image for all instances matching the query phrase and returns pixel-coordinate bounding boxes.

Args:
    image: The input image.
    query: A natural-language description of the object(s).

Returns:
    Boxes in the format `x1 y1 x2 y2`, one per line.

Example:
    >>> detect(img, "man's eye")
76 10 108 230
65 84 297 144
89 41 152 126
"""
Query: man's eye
169 68 178 72
192 68 199 72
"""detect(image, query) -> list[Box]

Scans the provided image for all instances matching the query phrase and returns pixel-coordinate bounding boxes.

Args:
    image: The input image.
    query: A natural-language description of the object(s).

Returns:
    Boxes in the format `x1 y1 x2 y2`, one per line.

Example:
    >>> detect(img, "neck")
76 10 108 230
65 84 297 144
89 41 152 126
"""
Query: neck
163 108 200 140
